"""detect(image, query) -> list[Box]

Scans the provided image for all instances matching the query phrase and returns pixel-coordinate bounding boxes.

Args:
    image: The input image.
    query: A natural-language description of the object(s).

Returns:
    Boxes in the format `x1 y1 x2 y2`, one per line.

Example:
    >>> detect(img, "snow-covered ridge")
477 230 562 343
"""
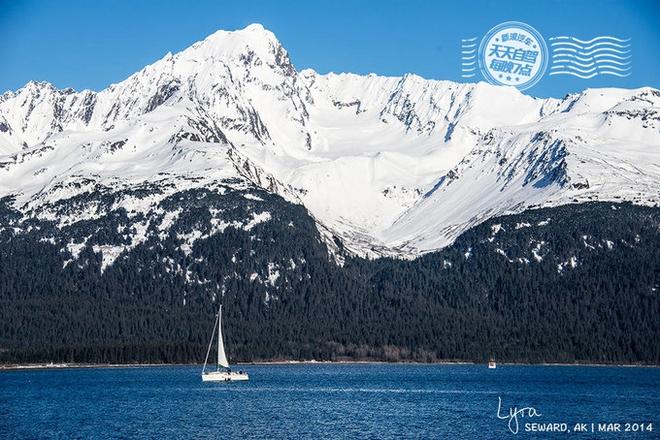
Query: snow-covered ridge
1 23 659 258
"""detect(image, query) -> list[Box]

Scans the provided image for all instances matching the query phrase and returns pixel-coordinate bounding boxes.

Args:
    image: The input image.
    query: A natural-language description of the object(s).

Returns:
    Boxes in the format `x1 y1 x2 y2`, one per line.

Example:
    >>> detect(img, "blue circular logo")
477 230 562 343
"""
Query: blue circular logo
478 21 548 90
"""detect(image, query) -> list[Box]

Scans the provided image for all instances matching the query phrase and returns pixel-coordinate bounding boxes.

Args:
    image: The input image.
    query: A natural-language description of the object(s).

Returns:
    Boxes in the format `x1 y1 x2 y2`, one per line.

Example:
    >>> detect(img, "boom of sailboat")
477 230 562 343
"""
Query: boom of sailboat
201 305 249 382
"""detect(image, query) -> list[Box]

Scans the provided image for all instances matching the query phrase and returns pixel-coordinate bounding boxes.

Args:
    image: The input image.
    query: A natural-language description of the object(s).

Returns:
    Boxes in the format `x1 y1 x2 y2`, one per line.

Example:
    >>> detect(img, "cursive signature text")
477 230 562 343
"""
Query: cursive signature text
496 396 542 434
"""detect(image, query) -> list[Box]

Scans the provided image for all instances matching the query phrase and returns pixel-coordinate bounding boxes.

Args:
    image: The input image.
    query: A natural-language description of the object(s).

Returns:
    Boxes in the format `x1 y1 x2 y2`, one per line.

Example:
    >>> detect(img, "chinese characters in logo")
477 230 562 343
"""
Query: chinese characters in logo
478 22 548 90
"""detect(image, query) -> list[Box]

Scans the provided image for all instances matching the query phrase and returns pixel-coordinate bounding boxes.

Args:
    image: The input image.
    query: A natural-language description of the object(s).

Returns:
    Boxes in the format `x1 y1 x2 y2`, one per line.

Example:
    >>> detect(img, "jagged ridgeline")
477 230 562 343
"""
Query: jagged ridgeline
0 185 658 364
2 24 659 260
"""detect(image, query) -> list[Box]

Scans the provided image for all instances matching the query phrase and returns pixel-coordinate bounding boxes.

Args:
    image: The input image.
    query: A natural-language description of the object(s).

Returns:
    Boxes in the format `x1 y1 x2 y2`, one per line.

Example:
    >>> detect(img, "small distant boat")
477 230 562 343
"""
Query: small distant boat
488 358 497 369
201 305 249 382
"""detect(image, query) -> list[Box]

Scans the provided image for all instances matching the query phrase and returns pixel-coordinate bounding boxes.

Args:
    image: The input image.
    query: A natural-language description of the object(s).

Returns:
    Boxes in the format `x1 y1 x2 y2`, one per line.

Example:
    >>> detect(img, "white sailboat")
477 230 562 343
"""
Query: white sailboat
201 305 249 382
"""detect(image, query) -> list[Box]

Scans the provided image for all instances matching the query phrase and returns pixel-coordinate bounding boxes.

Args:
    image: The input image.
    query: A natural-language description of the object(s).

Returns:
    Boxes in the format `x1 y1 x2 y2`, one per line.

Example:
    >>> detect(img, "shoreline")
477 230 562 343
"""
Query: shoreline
1 360 658 371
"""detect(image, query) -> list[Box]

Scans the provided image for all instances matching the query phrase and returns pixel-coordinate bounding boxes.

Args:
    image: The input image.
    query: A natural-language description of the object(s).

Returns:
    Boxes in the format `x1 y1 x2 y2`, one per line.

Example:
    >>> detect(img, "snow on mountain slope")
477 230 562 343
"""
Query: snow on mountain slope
0 23 658 262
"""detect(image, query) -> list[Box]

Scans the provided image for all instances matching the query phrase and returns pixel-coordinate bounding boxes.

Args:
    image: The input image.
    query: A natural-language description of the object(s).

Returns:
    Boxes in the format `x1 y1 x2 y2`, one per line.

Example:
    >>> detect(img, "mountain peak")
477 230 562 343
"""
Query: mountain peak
243 23 267 32
188 23 281 59
203 22 274 41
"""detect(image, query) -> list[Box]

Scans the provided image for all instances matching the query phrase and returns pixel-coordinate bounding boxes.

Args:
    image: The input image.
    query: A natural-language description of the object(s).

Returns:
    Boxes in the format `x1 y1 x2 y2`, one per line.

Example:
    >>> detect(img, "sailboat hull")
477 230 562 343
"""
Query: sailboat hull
202 371 249 382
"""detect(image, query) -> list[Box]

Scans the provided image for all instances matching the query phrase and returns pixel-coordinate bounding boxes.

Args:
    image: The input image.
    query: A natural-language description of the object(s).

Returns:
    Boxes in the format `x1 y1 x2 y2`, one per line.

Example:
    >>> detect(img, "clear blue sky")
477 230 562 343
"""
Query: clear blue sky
1 0 658 98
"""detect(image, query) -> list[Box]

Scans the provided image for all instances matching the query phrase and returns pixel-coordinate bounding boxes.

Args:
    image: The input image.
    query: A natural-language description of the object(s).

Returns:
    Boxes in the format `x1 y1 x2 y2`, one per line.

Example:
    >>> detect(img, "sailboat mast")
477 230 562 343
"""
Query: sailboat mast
217 305 222 369
202 306 219 374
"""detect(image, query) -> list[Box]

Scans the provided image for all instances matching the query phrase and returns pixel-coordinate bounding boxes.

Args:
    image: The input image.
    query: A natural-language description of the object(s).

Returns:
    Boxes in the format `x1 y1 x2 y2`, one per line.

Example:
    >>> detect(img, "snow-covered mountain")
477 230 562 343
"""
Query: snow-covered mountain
1 23 658 262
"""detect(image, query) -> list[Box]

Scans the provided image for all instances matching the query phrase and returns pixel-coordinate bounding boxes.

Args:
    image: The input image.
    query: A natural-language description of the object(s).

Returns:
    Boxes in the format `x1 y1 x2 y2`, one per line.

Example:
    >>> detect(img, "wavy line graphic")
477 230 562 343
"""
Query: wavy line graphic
552 47 631 57
552 53 632 63
549 70 632 79
550 64 632 74
549 36 630 44
461 38 478 79
551 57 631 68
550 41 630 51
593 53 632 61
549 35 632 79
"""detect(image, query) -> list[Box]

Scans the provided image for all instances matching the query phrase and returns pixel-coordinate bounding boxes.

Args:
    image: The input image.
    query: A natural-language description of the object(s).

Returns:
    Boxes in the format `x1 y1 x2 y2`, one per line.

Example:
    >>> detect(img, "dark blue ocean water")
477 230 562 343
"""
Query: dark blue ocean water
1 364 658 439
